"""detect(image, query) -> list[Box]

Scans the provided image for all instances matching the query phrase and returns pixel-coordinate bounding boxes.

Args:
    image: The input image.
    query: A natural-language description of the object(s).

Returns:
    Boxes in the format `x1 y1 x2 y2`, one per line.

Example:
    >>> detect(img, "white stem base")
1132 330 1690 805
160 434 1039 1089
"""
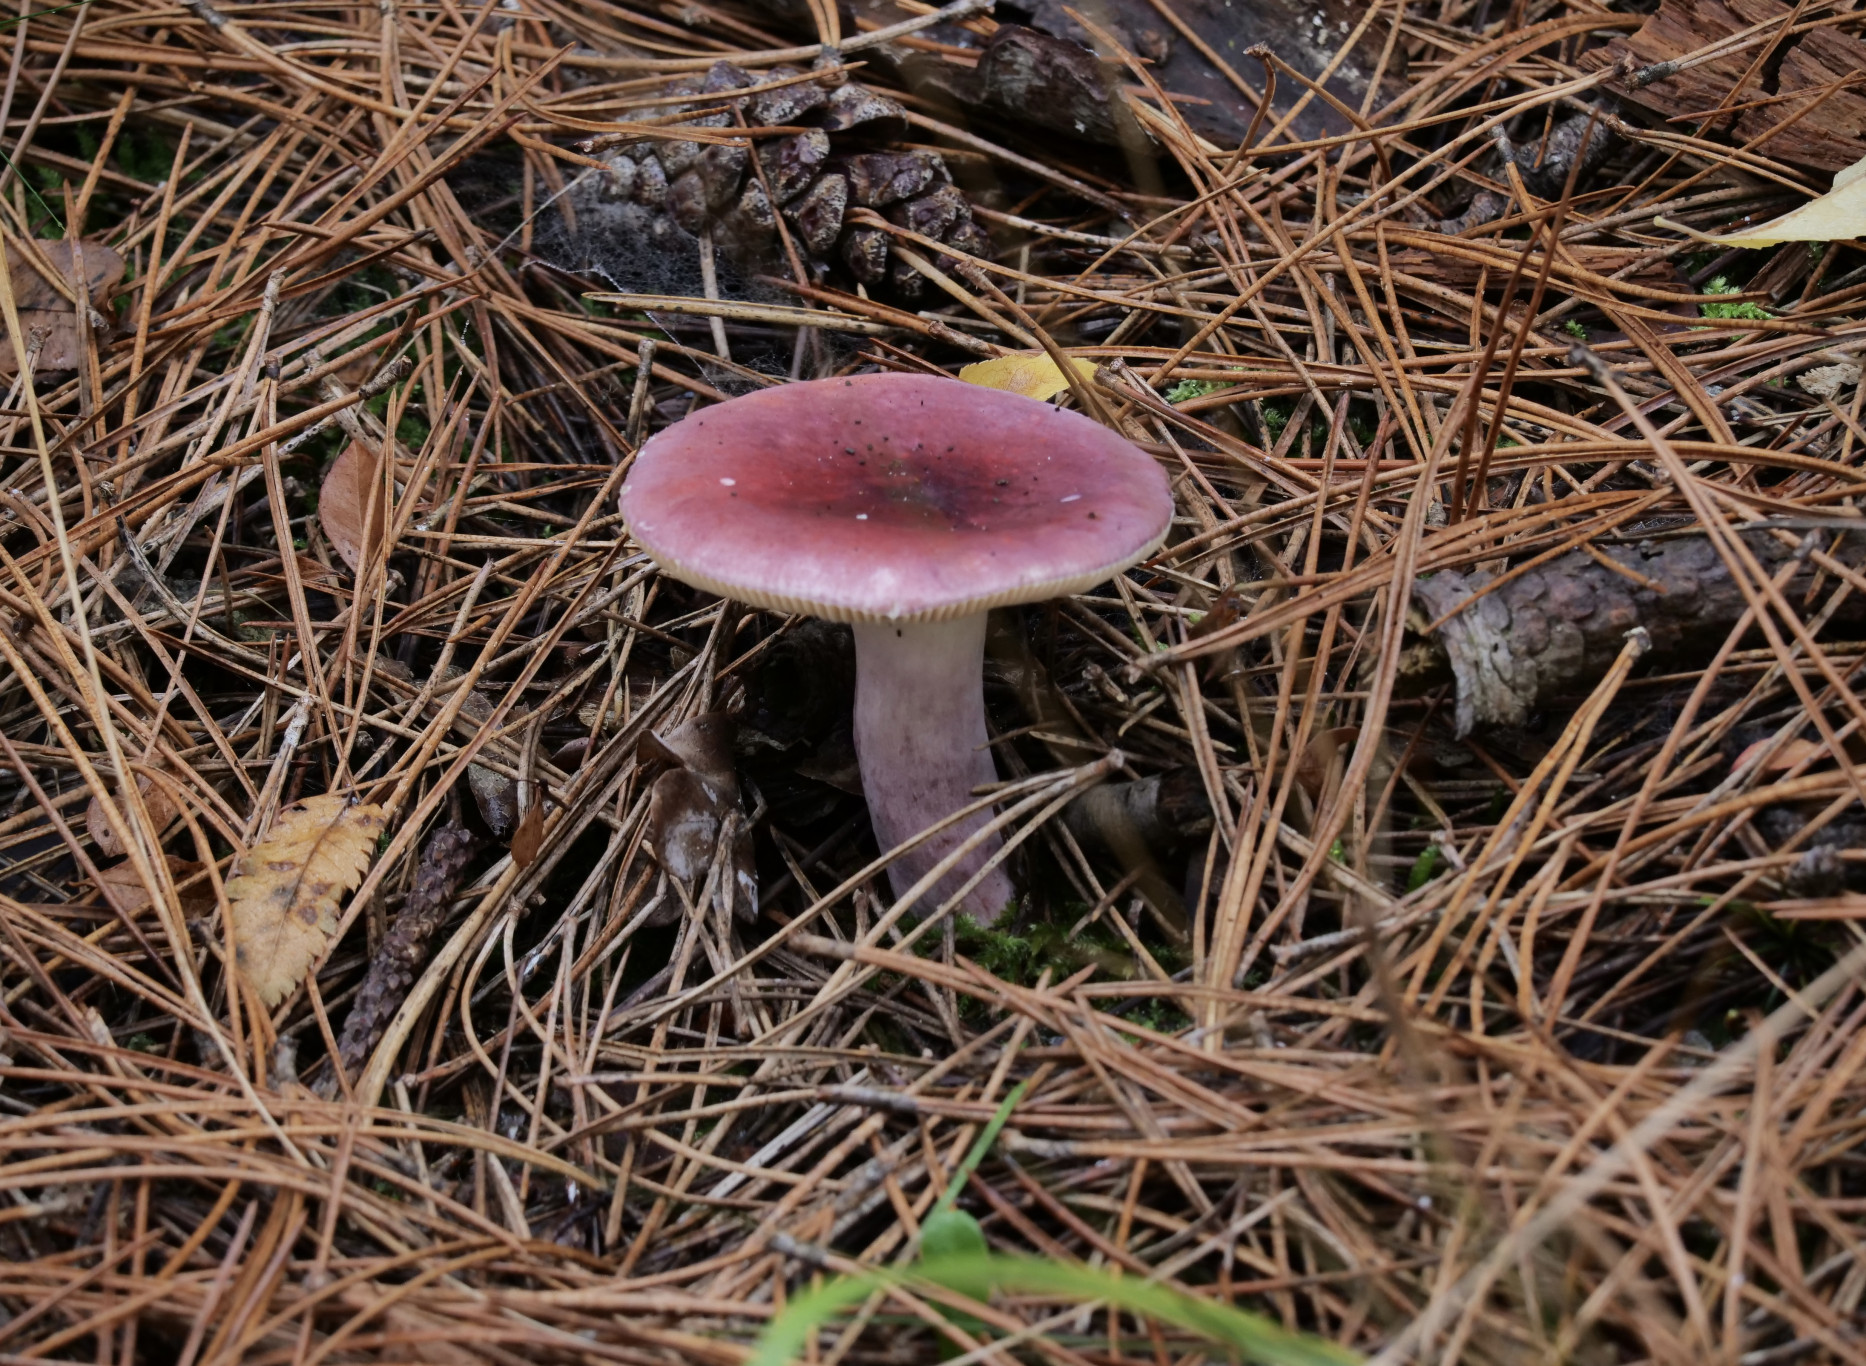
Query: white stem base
852 615 1015 925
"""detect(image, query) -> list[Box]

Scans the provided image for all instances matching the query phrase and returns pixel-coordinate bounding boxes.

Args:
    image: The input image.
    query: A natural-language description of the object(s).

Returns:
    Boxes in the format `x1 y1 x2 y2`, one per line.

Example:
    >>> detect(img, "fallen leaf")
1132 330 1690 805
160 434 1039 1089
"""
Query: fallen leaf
0 239 126 375
1295 727 1360 800
319 439 389 575
1187 586 1246 641
468 762 518 837
87 774 181 859
550 736 591 771
1734 737 1827 773
511 800 545 869
450 680 517 835
90 856 210 916
959 351 1099 402
1683 154 1866 248
225 794 386 1008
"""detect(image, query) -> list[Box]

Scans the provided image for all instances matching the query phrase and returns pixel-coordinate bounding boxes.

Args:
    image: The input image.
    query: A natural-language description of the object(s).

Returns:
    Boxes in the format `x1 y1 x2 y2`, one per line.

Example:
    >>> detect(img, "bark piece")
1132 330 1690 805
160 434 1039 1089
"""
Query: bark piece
336 820 477 1079
1581 0 1866 173
1412 529 1865 736
976 25 1125 145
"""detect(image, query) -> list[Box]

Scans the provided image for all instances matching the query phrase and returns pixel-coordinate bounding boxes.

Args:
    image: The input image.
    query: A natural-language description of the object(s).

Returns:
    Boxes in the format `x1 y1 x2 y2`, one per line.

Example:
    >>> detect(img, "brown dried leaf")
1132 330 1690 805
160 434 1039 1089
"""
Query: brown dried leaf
1735 737 1827 774
87 775 181 859
226 795 386 1009
90 856 210 917
511 801 545 870
468 763 517 837
319 439 388 575
0 239 126 375
1295 727 1360 800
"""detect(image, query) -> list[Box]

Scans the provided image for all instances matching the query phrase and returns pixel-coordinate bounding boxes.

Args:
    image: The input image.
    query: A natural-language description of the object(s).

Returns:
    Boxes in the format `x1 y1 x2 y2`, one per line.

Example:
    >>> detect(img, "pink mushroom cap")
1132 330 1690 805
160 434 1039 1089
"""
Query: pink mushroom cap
618 373 1174 621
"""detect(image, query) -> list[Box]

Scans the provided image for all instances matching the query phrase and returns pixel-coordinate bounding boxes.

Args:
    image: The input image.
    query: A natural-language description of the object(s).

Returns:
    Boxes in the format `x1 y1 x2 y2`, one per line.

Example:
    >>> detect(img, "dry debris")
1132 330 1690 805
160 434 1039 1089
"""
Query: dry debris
0 0 1863 1360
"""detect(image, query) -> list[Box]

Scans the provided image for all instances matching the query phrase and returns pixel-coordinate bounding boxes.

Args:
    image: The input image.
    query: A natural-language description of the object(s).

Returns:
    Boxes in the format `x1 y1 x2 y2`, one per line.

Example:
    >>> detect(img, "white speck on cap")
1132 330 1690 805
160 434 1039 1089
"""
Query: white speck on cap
856 513 868 520
1060 494 1081 503
719 477 736 486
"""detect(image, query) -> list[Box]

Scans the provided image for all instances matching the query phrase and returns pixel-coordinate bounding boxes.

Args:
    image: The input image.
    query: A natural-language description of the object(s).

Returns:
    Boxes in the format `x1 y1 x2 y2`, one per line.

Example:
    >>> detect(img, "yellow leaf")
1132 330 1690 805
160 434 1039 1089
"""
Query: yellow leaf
1684 155 1866 247
226 795 385 1008
958 351 1098 402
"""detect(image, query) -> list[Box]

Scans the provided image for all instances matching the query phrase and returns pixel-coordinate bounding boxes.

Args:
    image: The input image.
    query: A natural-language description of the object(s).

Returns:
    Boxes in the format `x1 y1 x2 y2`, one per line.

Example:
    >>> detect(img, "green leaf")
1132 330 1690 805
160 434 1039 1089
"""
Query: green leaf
919 1212 991 1301
920 1209 988 1263
1407 842 1442 893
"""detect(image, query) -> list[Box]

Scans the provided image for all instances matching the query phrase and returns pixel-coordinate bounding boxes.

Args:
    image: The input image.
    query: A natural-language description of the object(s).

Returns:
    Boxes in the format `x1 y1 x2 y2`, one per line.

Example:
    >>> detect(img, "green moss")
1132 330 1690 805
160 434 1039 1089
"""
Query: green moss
1562 319 1589 340
1701 276 1771 321
1165 377 1225 404
1258 397 1294 445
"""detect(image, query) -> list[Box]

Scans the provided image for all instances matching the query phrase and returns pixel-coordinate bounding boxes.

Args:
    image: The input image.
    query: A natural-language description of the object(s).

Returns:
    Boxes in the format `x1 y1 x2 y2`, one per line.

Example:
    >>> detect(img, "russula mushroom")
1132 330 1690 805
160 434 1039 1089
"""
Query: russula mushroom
618 373 1173 923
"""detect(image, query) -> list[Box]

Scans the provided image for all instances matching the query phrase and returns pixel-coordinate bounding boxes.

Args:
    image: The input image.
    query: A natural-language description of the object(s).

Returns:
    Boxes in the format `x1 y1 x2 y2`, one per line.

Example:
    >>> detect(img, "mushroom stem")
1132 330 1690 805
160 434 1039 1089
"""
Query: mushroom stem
851 614 1014 924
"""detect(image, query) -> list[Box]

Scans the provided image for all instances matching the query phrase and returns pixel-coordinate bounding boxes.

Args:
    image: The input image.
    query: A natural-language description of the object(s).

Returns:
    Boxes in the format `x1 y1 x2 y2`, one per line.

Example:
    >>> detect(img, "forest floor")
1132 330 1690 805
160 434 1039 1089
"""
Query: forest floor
0 0 1864 1360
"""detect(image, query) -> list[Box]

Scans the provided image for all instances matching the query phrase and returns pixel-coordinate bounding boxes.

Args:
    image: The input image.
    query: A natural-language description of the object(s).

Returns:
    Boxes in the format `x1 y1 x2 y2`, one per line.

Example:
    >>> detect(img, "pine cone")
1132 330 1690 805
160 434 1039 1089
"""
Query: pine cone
580 61 991 300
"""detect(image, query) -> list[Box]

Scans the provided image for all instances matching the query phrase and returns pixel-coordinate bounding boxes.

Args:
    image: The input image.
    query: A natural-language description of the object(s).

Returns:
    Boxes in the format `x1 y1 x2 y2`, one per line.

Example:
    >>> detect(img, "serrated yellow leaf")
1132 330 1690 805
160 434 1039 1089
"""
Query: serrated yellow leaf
1687 155 1866 247
958 352 1098 401
226 795 385 1008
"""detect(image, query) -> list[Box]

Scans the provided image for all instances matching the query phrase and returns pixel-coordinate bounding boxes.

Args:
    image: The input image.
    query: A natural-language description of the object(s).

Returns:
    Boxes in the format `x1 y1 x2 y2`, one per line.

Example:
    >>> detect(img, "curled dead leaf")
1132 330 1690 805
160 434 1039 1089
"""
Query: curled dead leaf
642 712 757 921
1295 727 1361 800
319 439 388 575
225 794 386 1008
641 711 738 791
0 239 126 375
87 774 181 859
646 768 720 888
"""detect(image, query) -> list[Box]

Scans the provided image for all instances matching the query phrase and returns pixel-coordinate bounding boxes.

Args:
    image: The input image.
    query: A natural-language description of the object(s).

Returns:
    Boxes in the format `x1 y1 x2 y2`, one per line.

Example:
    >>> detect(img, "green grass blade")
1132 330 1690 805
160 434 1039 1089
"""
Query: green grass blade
750 1251 1362 1366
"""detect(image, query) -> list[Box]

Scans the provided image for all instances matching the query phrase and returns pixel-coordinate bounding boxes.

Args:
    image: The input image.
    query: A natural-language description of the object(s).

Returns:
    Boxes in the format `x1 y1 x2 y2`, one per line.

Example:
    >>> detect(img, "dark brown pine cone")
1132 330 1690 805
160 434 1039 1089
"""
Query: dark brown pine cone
1411 528 1866 737
580 61 991 300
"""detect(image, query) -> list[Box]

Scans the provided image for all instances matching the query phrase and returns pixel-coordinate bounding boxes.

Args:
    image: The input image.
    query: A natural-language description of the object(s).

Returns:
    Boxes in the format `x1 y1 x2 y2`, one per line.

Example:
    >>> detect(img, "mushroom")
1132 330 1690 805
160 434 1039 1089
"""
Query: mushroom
618 373 1173 924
